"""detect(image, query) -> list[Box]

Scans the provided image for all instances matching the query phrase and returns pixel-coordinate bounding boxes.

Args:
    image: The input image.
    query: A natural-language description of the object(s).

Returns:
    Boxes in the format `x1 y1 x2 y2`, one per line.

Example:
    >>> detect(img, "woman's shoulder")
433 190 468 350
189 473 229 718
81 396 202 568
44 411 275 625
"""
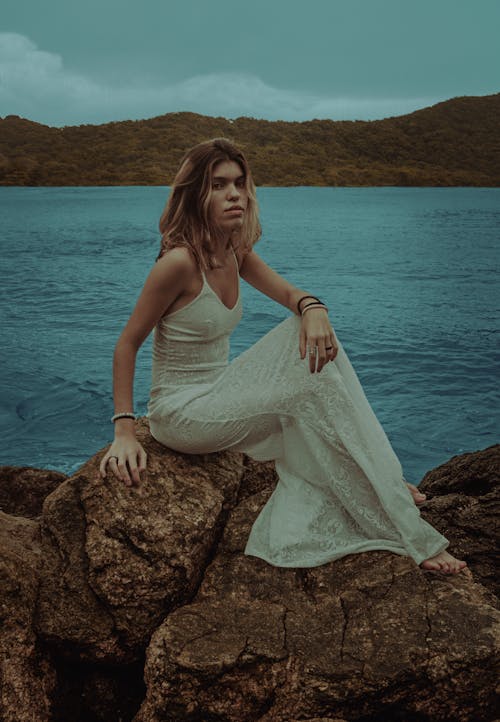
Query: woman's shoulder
156 245 199 276
233 244 250 272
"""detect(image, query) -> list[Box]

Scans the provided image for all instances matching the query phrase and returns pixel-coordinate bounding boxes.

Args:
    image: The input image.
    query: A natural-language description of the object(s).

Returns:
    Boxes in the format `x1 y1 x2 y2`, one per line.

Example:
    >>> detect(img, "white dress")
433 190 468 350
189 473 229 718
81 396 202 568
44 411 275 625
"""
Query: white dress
147 250 450 568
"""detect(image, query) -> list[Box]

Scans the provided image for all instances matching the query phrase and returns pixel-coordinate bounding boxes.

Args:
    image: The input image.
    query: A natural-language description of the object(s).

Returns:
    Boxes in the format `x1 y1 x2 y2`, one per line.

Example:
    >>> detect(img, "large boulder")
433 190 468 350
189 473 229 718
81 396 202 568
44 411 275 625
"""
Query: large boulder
0 511 56 721
35 418 244 663
420 443 499 497
136 446 500 722
1 428 498 722
0 465 67 519
418 443 500 599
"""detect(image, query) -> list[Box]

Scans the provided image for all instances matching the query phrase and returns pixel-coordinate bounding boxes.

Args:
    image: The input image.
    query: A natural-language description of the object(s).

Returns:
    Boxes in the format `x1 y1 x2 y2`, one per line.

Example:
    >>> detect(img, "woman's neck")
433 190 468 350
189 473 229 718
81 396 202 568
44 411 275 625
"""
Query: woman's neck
210 234 234 266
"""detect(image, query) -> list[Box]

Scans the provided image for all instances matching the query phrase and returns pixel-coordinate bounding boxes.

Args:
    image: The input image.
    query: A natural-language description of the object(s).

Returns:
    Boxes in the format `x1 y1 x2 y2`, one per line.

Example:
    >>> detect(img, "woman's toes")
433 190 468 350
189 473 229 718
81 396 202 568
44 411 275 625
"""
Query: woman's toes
421 552 468 574
421 559 440 571
406 482 426 504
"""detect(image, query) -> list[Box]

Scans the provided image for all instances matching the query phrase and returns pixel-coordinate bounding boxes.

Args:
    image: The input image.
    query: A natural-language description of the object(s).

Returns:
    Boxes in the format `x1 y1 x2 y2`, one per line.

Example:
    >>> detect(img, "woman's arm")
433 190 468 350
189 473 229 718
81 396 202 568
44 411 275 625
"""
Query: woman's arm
99 248 193 484
239 250 338 373
239 249 314 314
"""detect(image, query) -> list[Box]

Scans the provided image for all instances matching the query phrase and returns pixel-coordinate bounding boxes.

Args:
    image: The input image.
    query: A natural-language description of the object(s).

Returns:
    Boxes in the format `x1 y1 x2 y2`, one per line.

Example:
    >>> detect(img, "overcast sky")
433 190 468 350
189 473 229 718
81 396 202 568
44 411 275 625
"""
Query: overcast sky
1 0 499 127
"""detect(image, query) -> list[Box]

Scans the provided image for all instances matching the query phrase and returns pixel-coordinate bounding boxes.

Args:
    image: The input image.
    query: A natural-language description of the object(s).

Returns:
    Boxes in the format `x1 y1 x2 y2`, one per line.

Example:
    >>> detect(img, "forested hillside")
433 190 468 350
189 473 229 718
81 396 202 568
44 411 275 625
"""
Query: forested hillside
1 93 499 186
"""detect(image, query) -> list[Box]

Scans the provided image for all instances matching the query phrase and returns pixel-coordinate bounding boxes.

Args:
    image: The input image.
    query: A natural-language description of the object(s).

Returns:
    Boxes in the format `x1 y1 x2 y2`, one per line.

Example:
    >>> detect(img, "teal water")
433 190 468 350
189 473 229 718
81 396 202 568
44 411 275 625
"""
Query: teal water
0 186 498 481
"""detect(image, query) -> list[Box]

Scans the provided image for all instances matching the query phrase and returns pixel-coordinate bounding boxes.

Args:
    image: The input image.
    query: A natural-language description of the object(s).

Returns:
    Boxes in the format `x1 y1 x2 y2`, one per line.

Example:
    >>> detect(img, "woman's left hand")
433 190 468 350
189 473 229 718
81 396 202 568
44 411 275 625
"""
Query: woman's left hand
299 308 339 373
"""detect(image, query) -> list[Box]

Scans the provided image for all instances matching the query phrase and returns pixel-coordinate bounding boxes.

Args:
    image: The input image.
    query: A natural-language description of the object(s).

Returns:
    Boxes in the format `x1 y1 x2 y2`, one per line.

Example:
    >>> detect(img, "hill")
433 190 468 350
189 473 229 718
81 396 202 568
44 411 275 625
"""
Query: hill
0 93 499 186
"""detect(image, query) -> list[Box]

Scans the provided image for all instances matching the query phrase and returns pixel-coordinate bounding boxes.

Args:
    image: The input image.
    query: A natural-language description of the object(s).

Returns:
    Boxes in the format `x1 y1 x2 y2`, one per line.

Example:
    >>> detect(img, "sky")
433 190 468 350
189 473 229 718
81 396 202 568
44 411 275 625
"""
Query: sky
1 0 499 127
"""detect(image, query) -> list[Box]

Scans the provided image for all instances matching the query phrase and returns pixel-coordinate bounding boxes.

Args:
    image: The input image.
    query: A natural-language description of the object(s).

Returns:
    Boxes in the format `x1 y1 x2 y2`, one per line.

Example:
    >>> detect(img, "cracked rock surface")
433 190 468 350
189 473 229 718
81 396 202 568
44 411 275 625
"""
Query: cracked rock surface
418 443 499 600
0 511 56 721
136 443 500 722
0 465 67 519
35 419 244 664
0 430 498 721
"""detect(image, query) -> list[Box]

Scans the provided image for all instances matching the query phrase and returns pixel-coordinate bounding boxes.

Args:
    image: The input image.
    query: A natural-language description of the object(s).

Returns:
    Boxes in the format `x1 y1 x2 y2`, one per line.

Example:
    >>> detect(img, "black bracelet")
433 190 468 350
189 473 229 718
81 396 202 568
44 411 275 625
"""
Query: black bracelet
297 295 322 315
300 300 327 313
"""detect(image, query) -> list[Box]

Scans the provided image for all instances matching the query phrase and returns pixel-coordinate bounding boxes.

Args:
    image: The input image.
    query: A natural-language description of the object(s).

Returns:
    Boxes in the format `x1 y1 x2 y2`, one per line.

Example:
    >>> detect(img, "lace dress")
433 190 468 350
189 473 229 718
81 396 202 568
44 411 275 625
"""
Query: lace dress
147 250 449 568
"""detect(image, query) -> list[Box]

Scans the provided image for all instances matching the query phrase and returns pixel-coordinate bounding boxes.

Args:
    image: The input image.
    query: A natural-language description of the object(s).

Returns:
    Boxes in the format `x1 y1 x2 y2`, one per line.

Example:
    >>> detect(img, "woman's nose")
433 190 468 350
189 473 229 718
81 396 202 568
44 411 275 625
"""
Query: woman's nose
227 183 240 199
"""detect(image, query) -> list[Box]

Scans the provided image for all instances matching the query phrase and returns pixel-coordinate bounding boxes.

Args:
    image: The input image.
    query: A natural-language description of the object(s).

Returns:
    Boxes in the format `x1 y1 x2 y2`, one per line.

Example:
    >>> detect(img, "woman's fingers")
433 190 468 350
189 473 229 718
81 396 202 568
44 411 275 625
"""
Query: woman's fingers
307 337 335 373
139 447 147 474
99 456 107 478
128 446 147 484
117 457 132 486
129 445 148 485
99 450 121 480
308 341 317 373
301 311 338 372
99 445 148 487
327 332 338 361
127 452 143 485
315 338 328 373
299 326 307 359
108 456 122 481
307 339 322 373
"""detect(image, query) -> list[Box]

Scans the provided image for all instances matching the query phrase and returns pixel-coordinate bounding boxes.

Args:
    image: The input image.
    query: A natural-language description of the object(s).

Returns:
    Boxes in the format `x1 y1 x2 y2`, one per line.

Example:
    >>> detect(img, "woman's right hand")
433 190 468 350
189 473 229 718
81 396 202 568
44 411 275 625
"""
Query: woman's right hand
99 435 147 486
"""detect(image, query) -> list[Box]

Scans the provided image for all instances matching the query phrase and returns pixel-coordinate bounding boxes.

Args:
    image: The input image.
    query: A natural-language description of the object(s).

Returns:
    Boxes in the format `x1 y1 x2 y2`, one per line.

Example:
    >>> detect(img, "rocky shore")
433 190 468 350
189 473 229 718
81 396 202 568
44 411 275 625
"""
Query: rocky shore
0 419 498 722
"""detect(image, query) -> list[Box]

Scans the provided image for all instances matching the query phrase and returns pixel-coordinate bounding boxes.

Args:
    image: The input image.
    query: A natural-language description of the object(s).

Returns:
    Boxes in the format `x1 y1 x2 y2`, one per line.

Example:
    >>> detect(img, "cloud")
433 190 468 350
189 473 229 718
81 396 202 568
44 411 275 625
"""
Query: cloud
0 33 439 126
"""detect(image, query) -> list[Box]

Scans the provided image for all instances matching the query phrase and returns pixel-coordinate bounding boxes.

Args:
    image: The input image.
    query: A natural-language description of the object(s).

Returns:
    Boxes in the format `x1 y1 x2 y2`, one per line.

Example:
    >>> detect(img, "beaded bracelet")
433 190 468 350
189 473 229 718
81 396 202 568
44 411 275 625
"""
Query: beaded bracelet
301 303 329 316
297 295 322 315
111 412 136 423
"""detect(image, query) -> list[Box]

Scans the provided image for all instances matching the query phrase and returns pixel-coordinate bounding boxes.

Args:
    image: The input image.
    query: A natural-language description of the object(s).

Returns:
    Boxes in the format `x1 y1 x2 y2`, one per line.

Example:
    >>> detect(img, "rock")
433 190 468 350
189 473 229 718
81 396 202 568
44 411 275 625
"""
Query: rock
420 443 499 497
419 444 500 599
136 447 500 722
0 465 67 519
49 658 146 722
0 510 56 721
36 418 245 663
237 456 277 503
1 427 497 721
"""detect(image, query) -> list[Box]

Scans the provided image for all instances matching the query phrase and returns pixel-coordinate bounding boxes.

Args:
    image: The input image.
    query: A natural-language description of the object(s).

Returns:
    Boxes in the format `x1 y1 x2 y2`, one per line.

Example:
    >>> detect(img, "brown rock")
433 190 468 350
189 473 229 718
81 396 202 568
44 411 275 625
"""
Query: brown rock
0 465 67 519
420 443 499 497
237 456 277 503
0 511 56 721
2 430 497 721
36 418 245 663
419 444 500 599
49 658 146 722
137 447 500 722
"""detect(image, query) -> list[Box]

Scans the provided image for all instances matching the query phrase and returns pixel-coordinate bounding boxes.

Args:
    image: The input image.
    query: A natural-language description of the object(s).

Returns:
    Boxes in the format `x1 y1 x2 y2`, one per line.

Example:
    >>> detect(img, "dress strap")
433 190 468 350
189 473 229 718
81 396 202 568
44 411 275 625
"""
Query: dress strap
231 246 240 273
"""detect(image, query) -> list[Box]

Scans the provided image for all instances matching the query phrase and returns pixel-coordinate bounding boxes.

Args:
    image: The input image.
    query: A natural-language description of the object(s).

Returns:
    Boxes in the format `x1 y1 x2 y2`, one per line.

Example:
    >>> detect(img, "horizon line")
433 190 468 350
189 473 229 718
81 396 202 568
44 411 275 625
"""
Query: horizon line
1 91 498 131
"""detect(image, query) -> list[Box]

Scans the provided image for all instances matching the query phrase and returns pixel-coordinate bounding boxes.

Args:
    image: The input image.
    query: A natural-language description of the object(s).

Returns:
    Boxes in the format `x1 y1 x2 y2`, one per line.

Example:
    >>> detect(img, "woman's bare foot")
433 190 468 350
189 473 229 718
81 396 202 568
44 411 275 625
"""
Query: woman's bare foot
406 482 427 505
420 550 468 574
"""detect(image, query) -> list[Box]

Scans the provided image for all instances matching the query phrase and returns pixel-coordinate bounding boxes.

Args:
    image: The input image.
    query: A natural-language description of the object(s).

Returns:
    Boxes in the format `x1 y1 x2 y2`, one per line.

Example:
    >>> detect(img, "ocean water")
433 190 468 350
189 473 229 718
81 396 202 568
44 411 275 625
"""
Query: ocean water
0 186 498 482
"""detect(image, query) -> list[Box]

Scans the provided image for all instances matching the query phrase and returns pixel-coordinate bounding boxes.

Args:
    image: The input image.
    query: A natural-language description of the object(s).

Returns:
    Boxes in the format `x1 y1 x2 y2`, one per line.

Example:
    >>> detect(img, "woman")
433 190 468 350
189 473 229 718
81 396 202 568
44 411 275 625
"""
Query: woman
99 138 467 575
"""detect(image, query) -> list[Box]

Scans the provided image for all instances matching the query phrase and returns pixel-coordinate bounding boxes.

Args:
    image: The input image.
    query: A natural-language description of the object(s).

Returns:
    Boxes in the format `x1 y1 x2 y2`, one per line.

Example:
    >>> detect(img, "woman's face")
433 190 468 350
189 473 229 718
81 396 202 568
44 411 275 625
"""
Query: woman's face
208 160 248 236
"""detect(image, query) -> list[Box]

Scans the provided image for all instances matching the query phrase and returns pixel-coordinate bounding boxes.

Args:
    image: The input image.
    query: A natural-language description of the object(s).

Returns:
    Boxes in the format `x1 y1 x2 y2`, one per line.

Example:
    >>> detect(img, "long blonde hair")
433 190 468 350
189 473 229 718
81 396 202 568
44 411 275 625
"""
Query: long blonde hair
157 138 261 270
